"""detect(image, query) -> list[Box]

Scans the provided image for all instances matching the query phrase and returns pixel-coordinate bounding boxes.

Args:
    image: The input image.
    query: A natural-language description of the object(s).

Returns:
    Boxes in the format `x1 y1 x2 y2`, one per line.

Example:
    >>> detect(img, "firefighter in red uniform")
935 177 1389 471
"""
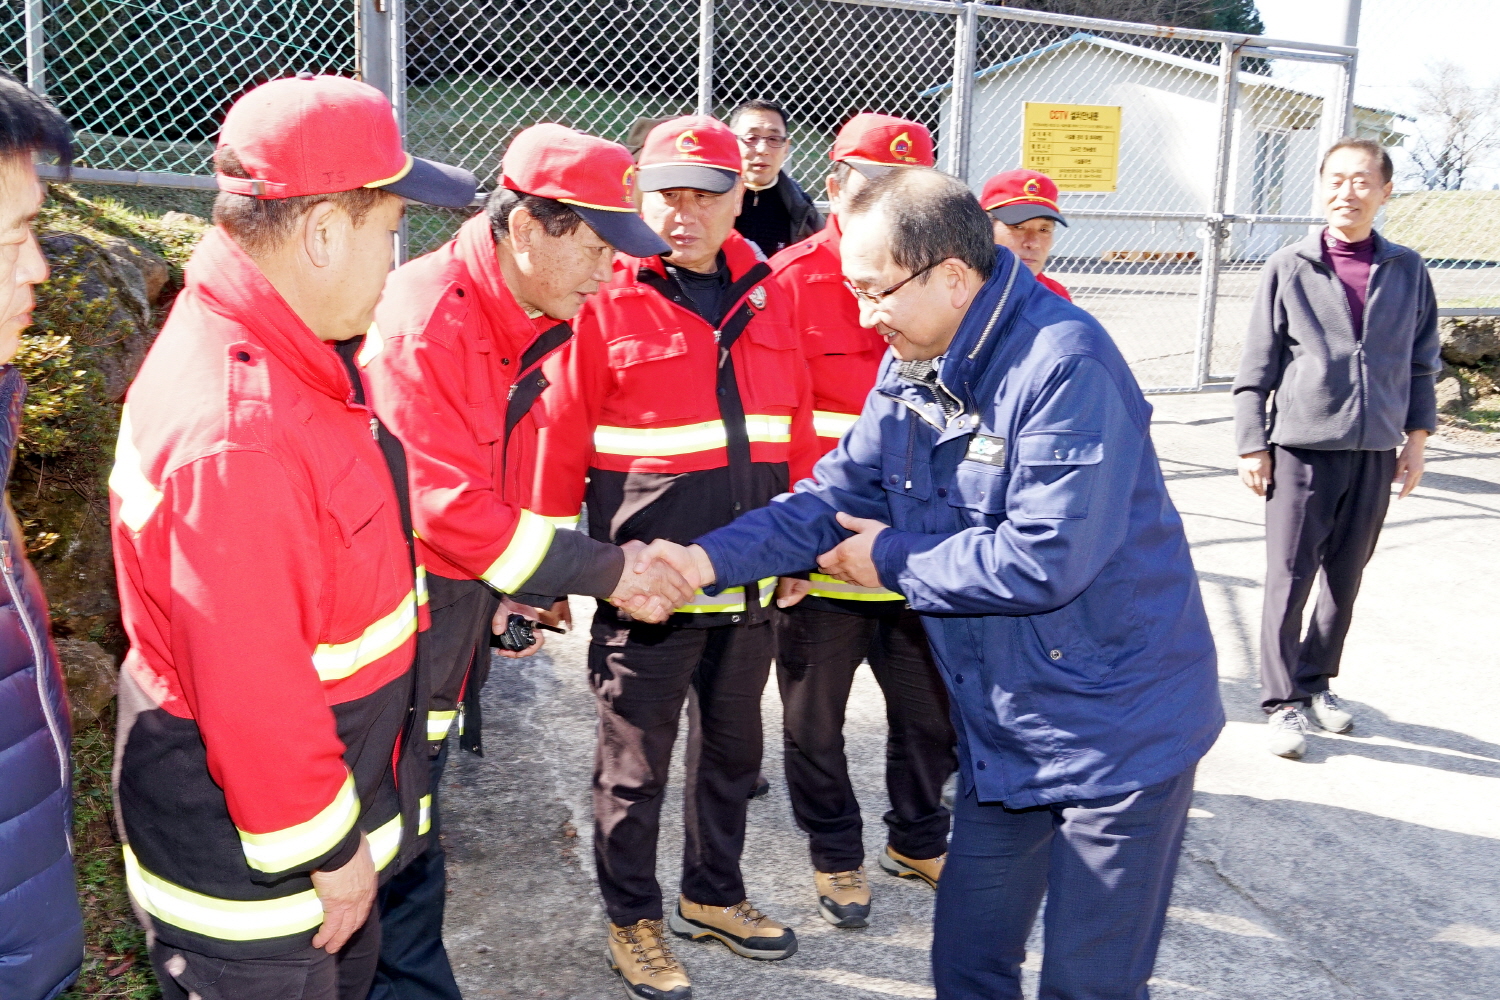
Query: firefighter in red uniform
109 76 477 999
980 168 1072 300
360 124 692 1000
533 115 820 998
763 114 957 929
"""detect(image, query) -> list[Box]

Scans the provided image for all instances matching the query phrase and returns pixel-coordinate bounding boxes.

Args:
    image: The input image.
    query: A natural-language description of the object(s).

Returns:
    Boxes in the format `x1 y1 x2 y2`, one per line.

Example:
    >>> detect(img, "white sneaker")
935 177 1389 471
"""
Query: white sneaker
1267 706 1309 759
1310 691 1353 734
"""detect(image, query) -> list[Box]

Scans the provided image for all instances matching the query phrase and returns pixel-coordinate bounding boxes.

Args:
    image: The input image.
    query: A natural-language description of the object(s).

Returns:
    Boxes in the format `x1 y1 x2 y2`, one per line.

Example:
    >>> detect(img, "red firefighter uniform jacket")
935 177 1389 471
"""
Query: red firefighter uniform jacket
768 216 904 611
363 215 622 744
108 229 428 959
534 230 821 627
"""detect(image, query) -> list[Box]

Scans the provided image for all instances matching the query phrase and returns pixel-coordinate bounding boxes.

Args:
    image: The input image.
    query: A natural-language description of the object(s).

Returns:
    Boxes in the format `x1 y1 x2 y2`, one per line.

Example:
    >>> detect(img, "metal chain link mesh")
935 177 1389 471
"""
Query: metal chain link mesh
3 0 353 177
12 0 1472 390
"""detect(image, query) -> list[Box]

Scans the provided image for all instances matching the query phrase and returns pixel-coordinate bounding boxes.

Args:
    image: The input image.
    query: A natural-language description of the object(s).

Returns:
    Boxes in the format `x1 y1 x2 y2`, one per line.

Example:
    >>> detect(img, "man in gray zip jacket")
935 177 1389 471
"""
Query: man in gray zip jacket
1233 138 1440 759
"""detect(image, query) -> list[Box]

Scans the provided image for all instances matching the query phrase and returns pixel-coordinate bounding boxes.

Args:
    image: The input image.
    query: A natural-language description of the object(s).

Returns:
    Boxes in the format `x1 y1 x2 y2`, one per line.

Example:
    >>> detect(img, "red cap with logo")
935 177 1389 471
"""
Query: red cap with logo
979 169 1068 227
830 114 936 177
500 123 669 258
216 73 476 209
636 115 742 195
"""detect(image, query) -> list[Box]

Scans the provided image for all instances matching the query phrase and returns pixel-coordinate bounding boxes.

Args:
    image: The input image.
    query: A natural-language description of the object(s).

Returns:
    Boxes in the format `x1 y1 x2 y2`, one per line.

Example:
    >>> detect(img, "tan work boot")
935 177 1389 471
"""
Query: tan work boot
606 918 692 999
669 896 798 960
815 867 871 928
879 845 944 889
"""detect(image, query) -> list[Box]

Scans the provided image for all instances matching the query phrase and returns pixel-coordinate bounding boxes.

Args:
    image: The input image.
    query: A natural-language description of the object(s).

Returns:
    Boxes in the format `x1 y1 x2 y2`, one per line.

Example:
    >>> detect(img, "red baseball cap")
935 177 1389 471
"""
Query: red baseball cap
216 73 476 209
500 124 669 258
636 115 742 195
830 114 936 178
980 169 1068 227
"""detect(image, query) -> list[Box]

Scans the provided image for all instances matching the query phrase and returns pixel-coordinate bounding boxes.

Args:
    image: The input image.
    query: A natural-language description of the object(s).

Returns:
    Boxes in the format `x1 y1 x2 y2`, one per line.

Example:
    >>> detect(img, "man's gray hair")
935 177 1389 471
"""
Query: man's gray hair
845 168 996 281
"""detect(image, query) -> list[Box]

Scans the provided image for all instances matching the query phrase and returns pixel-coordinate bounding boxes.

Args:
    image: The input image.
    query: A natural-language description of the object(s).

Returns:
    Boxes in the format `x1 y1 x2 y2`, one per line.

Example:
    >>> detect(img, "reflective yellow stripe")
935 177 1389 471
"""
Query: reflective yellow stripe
540 513 580 529
109 406 163 533
313 588 419 682
805 572 903 601
594 419 725 457
675 577 776 613
812 410 859 440
427 710 456 741
481 509 555 593
593 416 790 457
124 845 324 941
367 813 403 872
238 773 358 873
415 564 429 607
744 414 792 444
418 795 432 836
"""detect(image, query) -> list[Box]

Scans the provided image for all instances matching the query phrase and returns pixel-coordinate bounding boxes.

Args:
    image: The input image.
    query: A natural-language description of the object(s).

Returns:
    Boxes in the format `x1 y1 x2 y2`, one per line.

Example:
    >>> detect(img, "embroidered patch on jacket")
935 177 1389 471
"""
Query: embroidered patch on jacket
965 433 1007 466
748 285 767 310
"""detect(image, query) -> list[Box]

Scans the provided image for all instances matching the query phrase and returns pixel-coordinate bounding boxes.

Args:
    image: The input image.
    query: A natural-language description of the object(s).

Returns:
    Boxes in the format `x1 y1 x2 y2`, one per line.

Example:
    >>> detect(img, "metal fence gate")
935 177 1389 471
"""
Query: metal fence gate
6 0 1476 393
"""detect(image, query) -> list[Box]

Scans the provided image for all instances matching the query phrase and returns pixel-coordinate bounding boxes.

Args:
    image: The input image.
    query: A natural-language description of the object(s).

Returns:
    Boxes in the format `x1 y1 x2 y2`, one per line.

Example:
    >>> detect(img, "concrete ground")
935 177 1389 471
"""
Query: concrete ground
439 391 1500 999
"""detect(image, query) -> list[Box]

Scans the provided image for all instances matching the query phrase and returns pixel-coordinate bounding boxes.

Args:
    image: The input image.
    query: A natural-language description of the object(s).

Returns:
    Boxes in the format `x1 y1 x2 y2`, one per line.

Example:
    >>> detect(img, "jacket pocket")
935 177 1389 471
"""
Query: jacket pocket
1014 430 1103 519
947 461 1007 516
740 317 804 412
606 330 702 423
326 459 387 548
1026 602 1113 684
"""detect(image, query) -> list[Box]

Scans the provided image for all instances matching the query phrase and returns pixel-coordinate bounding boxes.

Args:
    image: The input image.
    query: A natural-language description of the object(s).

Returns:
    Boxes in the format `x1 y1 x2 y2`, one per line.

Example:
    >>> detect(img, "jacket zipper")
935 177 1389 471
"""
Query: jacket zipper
2 537 72 851
1355 260 1378 450
903 416 917 490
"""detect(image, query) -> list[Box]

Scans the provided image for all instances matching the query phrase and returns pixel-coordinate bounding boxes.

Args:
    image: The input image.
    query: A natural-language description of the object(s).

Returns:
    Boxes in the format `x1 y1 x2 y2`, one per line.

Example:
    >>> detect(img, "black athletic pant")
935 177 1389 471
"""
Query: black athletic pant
1260 444 1397 711
372 581 496 1000
149 908 380 1000
589 613 774 925
774 604 956 873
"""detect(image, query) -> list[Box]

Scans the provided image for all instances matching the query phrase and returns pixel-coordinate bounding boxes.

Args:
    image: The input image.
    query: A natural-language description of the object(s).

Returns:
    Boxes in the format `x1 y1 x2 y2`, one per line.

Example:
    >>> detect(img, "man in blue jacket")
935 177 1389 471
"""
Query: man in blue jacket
636 168 1223 998
0 72 85 1000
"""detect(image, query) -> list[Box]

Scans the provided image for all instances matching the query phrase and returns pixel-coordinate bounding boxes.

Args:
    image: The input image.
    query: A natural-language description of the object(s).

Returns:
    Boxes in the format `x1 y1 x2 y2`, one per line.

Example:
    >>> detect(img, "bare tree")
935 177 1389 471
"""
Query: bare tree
1406 61 1500 191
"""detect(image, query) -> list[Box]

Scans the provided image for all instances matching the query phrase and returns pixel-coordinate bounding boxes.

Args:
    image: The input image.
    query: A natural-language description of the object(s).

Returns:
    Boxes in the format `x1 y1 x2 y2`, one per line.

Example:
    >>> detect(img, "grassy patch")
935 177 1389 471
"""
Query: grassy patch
63 705 160 1000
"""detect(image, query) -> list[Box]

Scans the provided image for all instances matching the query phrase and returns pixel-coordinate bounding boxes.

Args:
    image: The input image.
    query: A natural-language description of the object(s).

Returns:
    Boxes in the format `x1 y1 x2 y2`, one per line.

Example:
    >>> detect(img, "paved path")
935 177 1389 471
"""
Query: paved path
440 391 1500 999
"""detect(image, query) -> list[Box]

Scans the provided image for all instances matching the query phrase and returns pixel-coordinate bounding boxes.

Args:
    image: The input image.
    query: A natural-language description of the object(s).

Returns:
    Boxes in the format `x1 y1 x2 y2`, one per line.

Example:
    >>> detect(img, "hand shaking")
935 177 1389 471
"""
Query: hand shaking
609 540 698 623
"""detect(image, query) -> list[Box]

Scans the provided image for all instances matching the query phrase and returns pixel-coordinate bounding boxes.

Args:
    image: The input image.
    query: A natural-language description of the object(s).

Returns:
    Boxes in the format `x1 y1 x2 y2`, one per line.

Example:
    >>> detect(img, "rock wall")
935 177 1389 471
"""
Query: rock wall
15 185 208 720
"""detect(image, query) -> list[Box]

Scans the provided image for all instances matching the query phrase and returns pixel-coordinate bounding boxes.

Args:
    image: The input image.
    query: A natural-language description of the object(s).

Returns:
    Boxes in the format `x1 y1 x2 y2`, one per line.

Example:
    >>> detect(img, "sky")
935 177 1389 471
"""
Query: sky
1255 0 1500 187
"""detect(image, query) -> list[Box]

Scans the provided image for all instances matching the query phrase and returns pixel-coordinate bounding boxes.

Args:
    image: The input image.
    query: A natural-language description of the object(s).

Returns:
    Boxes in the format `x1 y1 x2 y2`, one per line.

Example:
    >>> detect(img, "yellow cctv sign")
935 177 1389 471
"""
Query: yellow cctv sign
1022 103 1121 192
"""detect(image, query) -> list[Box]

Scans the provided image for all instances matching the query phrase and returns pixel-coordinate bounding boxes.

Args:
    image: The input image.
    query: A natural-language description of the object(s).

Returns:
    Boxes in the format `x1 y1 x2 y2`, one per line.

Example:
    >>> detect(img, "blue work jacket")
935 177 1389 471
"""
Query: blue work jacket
0 367 83 1000
696 252 1223 807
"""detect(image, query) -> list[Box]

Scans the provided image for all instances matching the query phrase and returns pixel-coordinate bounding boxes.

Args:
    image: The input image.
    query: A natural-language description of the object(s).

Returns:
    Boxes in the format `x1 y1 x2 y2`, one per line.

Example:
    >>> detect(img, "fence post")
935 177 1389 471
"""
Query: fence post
697 0 715 116
945 2 978 181
24 0 45 95
357 0 407 261
1191 39 1239 389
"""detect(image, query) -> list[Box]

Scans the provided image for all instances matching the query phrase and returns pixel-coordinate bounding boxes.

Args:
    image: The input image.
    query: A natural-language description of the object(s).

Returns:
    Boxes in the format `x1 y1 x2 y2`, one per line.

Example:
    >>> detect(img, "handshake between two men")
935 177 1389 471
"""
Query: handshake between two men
612 512 893 620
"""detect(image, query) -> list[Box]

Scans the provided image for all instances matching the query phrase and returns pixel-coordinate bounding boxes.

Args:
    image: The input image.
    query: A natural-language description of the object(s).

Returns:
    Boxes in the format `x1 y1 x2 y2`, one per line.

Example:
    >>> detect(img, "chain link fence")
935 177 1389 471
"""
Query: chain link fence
15 0 1486 392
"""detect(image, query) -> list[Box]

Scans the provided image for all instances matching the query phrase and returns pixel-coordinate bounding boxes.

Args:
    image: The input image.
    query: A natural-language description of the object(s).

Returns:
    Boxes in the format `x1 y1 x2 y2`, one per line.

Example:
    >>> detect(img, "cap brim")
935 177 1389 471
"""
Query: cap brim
636 163 738 194
381 156 479 209
846 160 902 180
990 203 1068 227
573 206 672 258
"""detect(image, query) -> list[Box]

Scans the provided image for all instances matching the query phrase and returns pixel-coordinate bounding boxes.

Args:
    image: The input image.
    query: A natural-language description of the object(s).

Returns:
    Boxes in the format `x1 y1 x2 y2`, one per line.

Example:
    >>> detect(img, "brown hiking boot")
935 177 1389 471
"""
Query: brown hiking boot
605 919 692 999
879 845 944 889
814 867 871 928
668 896 798 960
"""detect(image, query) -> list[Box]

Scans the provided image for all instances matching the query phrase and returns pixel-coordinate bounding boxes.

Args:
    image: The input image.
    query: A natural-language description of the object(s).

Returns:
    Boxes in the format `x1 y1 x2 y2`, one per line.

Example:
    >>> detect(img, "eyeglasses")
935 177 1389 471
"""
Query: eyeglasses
736 133 789 150
843 262 937 304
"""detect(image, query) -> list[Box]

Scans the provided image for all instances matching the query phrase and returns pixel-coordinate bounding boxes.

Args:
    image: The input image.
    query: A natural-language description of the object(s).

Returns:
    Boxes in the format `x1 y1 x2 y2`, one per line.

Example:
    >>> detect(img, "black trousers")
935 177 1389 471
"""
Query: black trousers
774 604 956 872
589 615 774 924
368 742 460 1000
1260 445 1397 711
150 908 380 1000
371 586 495 1000
932 767 1196 1000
